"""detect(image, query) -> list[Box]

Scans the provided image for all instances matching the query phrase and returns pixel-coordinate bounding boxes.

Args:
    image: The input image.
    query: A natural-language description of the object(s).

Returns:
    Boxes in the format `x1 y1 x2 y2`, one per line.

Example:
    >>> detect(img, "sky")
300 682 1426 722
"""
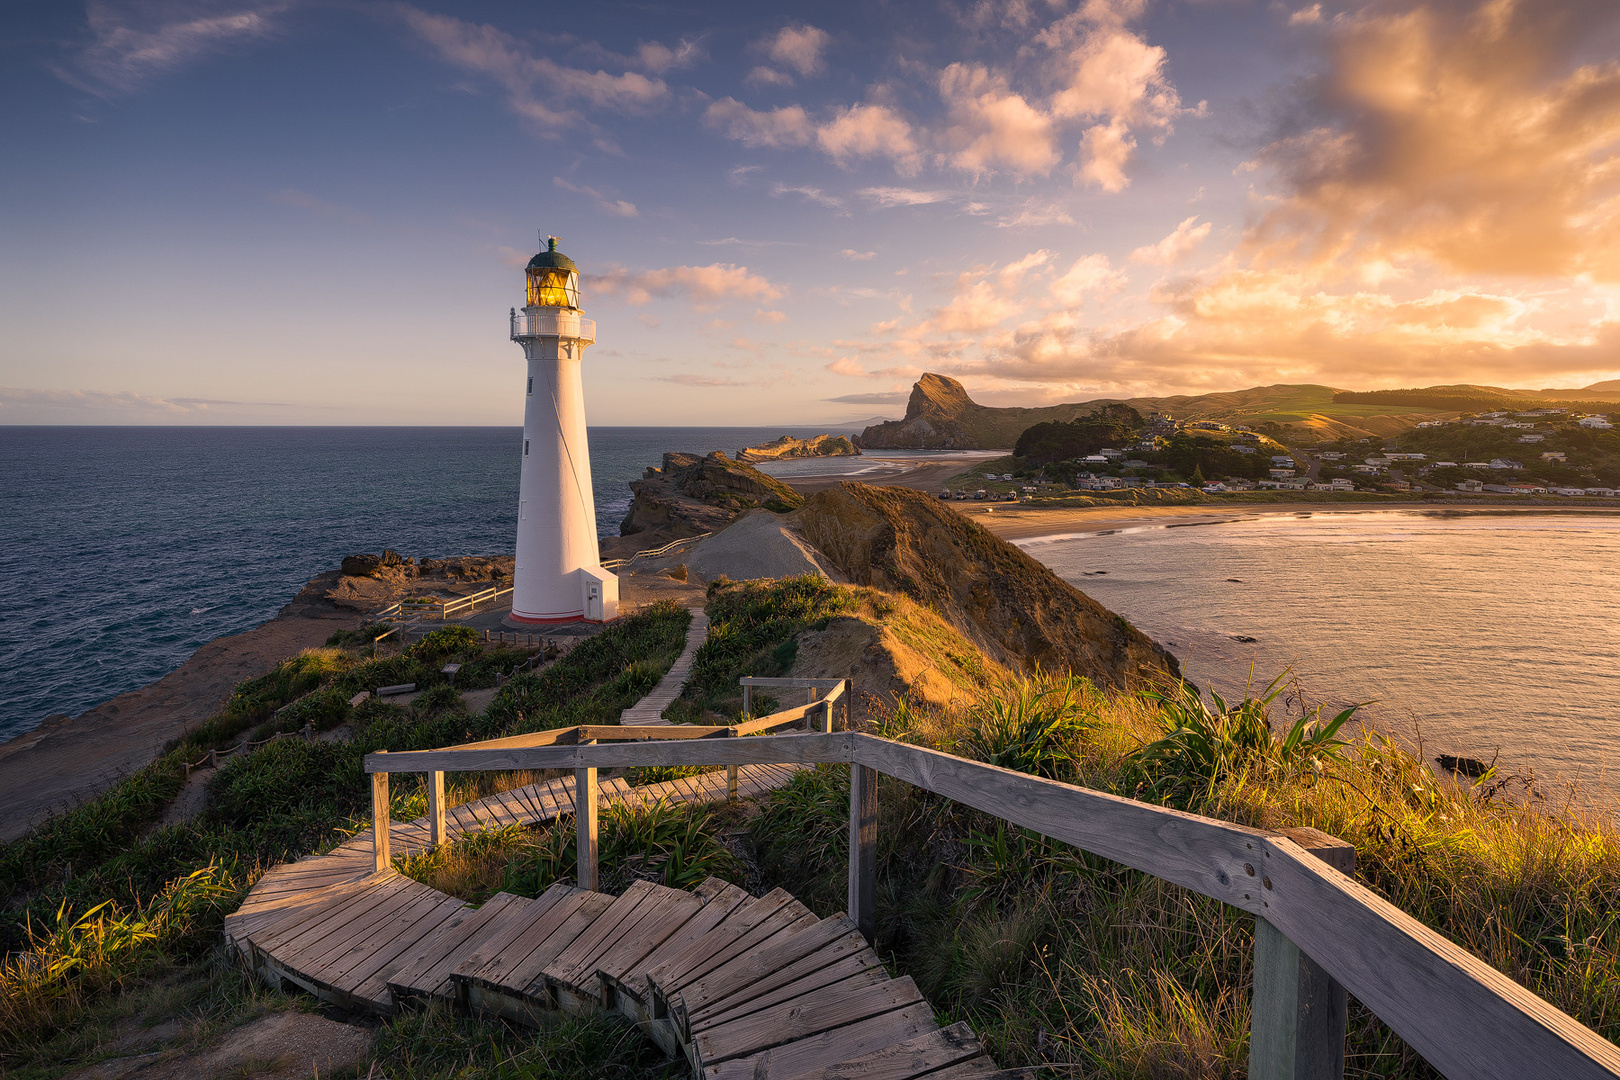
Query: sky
2 0 1619 425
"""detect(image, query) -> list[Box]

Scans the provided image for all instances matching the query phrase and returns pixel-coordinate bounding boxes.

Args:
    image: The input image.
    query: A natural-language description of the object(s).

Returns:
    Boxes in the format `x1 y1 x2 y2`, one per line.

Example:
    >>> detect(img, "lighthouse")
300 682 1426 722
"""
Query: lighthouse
508 236 618 623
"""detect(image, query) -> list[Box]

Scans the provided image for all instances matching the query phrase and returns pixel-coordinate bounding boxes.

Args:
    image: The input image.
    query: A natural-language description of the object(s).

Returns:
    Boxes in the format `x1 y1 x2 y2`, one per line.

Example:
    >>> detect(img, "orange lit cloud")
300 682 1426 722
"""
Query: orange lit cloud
589 263 785 309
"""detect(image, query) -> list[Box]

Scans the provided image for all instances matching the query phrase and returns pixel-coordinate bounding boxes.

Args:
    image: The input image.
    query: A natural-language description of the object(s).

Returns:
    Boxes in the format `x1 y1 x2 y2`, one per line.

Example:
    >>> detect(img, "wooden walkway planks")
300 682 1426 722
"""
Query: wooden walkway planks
620 610 708 726
225 627 1019 1078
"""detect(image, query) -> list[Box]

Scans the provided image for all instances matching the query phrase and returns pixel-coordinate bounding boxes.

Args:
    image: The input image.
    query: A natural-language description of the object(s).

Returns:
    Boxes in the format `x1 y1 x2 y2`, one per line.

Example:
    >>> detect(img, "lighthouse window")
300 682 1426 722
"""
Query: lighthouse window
526 267 580 308
524 440 530 456
527 376 533 395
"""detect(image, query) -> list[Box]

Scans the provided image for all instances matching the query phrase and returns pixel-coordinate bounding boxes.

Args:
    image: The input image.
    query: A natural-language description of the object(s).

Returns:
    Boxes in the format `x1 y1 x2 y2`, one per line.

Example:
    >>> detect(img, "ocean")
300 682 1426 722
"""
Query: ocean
1021 511 1620 797
0 425 845 739
4 430 1617 803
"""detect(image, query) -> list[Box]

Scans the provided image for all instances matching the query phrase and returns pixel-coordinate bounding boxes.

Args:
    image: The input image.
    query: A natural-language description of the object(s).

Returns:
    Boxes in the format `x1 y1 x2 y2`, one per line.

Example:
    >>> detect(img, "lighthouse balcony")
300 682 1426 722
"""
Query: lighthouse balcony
511 309 596 342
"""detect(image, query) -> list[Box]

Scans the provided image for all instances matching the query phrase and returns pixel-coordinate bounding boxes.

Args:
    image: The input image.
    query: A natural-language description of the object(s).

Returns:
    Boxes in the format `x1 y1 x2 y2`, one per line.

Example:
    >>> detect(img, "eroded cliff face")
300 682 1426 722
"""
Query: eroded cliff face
858 373 1099 450
611 452 805 557
791 482 1180 690
738 433 861 462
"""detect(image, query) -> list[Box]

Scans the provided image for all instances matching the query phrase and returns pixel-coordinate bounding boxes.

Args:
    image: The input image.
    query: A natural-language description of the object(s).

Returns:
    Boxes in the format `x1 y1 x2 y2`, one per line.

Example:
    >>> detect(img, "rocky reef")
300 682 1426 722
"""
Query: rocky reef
607 451 805 558
737 433 861 462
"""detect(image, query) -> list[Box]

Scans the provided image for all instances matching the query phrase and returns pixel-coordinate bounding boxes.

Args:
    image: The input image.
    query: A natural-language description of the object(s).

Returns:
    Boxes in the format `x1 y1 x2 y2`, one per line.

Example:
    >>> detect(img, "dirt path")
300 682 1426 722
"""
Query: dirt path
0 573 354 843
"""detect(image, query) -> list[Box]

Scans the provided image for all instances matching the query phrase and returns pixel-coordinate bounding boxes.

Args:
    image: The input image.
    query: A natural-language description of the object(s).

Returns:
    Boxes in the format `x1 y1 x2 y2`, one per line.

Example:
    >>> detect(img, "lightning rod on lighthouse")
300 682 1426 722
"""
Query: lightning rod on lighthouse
508 236 618 623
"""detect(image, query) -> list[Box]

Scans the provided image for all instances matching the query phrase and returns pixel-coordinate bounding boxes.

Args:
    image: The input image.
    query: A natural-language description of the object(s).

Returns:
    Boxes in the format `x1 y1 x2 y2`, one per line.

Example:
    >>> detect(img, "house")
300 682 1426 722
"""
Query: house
1540 451 1567 462
1552 487 1588 496
1364 455 1392 466
1078 476 1125 490
1232 445 1257 454
1352 464 1380 474
1100 448 1124 459
1579 416 1614 429
1279 478 1312 490
1322 478 1354 491
1384 480 1412 492
1318 452 1346 461
1269 468 1297 479
1586 487 1617 497
1201 481 1228 493
1385 452 1427 461
1463 462 1492 469
1082 455 1109 466
1123 459 1150 468
1270 455 1295 466
1256 479 1287 489
1489 459 1523 470
1455 479 1483 492
1226 478 1257 491
1433 461 1458 467
1516 434 1545 443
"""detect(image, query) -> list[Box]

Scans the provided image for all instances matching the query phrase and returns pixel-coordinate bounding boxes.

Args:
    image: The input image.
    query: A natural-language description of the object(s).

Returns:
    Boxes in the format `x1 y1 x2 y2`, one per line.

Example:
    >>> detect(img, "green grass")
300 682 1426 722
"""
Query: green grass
743 671 1620 1079
0 602 692 1076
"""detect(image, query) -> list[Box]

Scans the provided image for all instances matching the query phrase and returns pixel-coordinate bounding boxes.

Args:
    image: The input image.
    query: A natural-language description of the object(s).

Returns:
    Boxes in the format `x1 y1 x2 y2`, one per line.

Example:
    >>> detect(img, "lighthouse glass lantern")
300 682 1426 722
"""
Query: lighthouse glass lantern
507 235 617 623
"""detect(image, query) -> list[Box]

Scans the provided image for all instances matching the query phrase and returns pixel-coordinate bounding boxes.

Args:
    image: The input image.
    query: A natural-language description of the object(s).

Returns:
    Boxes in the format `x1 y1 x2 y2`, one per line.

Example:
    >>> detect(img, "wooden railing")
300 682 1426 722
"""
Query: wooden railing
600 532 713 573
364 710 1620 1080
377 584 514 623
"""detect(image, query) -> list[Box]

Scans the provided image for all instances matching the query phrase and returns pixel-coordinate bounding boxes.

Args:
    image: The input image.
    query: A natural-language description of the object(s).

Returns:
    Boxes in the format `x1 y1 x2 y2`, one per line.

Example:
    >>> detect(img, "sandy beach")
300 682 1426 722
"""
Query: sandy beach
952 500 1620 542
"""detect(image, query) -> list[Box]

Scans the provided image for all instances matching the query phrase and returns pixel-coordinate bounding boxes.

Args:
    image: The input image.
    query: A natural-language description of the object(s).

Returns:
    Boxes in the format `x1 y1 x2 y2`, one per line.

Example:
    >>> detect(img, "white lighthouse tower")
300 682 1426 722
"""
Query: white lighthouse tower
508 236 618 624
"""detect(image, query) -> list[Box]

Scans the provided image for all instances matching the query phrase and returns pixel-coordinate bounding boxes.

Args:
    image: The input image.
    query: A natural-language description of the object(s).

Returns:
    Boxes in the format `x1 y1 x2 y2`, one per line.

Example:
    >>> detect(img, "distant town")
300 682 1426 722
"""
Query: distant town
938 405 1620 501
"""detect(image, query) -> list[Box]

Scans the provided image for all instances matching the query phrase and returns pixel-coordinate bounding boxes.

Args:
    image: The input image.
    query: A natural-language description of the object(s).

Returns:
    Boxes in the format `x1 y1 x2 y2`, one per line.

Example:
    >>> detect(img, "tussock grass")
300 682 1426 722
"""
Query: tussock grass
748 671 1620 1079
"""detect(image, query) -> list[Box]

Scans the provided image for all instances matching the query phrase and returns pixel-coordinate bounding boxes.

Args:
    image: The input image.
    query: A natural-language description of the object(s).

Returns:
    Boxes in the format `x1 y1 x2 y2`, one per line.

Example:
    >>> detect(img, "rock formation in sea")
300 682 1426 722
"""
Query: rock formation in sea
858 373 1102 450
737 433 861 462
607 451 804 558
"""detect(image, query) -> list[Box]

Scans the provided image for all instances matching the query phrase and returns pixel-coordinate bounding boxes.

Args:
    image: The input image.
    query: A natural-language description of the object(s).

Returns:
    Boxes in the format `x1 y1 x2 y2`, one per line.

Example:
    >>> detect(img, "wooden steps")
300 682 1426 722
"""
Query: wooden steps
223 607 1021 1077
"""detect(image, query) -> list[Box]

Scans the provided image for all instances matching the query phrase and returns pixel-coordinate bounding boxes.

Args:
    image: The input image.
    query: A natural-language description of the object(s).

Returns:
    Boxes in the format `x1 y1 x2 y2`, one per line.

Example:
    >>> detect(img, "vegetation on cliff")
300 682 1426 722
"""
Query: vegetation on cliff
613 451 804 555
792 483 1179 687
1013 403 1145 465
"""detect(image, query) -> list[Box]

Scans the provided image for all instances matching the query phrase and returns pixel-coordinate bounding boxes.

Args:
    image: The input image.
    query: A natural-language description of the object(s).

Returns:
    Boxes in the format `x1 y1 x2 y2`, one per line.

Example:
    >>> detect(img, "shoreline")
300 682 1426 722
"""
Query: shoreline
954 500 1620 542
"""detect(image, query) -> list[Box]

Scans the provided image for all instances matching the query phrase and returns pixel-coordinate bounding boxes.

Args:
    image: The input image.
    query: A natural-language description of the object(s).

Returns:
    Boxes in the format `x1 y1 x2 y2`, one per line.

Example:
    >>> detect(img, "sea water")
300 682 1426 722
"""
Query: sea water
0 425 842 738
1021 511 1620 795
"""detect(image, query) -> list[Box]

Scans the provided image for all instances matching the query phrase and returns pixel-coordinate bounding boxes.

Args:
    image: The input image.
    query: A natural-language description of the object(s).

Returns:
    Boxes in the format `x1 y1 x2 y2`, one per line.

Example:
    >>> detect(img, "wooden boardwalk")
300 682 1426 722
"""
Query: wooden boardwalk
226 762 1019 1078
620 610 708 726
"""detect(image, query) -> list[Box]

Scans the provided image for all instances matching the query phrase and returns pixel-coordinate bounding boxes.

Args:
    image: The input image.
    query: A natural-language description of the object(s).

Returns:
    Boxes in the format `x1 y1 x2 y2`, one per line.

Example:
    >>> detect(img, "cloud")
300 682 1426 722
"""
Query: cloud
1131 215 1212 264
771 182 845 211
655 373 746 387
826 357 867 376
266 188 370 226
0 386 299 421
1050 254 1126 305
859 187 954 207
1289 5 1324 26
57 1 288 95
997 199 1078 228
826 390 910 404
766 25 831 77
1252 0 1620 282
841 249 877 261
745 65 794 88
397 7 668 132
704 98 813 148
937 63 1061 177
589 263 784 308
553 177 637 217
631 39 702 74
816 104 922 173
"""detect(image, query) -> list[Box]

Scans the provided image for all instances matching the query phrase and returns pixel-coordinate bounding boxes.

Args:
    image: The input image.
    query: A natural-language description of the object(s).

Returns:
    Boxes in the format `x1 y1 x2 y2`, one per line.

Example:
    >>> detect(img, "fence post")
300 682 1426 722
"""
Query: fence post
576 742 599 892
842 679 853 732
428 770 446 847
208 748 217 768
1250 828 1355 1080
819 699 833 734
848 764 877 943
372 753 391 874
741 682 752 720
726 727 739 801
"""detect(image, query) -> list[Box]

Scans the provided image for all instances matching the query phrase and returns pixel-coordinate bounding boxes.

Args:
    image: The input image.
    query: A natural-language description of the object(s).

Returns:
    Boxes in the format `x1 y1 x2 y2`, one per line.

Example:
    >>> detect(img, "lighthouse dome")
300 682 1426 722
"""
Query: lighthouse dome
526 236 577 274
525 236 581 308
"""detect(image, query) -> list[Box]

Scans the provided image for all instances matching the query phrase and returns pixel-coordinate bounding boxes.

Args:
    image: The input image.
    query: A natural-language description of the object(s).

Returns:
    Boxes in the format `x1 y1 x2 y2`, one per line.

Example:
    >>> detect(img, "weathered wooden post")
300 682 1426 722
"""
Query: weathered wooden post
1250 827 1356 1080
741 682 752 719
371 751 391 873
819 698 833 734
726 726 739 801
208 748 217 768
848 763 878 943
576 741 599 891
427 769 447 847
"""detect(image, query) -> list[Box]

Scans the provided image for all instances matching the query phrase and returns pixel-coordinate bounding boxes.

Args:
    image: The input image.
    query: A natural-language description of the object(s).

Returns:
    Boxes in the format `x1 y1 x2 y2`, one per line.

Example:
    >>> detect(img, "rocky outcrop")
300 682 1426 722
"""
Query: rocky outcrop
325 554 514 613
614 452 804 554
858 374 1102 450
340 549 413 577
791 482 1179 689
738 433 861 462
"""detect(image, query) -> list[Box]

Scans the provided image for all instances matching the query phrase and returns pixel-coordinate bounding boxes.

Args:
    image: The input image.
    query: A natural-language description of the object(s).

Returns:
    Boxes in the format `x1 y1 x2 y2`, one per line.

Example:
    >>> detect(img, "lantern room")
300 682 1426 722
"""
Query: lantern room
525 236 581 309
